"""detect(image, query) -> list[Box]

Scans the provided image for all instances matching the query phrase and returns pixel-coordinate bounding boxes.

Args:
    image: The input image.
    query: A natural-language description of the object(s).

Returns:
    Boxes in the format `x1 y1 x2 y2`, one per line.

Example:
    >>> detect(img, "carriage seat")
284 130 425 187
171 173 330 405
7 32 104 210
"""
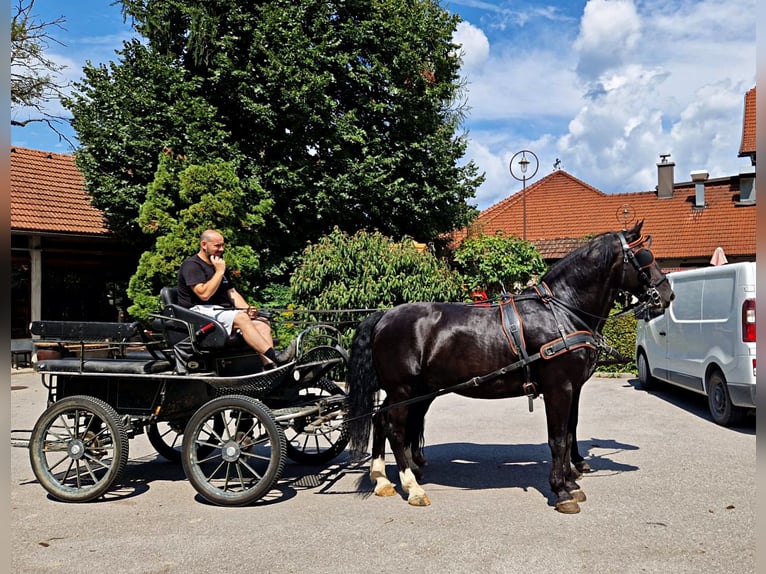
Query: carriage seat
156 287 249 352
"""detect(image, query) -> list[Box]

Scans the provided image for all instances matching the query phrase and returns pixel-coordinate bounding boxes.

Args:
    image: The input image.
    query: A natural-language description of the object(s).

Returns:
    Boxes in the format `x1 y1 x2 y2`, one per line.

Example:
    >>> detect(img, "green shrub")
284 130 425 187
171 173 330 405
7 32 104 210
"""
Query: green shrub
598 303 638 374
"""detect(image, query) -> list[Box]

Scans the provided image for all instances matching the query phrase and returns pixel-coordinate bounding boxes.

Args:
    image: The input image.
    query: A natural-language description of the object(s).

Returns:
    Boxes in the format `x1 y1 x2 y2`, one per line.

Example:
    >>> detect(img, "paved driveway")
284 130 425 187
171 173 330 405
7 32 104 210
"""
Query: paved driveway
10 369 755 573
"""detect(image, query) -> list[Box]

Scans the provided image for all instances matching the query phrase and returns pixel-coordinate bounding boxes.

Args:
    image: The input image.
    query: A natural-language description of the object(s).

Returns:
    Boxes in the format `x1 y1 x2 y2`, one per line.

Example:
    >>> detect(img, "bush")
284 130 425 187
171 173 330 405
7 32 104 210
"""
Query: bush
598 303 638 374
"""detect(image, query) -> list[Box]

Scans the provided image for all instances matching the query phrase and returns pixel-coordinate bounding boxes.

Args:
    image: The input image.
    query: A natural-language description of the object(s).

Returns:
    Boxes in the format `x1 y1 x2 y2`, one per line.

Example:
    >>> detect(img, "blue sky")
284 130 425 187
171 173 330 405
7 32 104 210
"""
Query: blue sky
11 0 756 210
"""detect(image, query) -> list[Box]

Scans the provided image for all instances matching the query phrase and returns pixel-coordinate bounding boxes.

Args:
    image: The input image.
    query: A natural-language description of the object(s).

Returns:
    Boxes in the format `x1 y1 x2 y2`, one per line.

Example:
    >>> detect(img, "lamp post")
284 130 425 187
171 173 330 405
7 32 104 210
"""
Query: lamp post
509 150 539 240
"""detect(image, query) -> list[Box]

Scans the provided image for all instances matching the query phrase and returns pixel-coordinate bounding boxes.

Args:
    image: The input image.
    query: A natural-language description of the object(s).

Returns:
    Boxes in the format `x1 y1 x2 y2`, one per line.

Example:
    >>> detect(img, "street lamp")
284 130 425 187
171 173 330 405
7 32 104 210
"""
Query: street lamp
509 149 539 240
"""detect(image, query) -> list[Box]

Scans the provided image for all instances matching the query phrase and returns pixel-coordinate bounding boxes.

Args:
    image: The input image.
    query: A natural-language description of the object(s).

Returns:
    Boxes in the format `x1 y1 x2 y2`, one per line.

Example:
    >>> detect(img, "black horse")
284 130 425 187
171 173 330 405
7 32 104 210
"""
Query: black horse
346 221 674 513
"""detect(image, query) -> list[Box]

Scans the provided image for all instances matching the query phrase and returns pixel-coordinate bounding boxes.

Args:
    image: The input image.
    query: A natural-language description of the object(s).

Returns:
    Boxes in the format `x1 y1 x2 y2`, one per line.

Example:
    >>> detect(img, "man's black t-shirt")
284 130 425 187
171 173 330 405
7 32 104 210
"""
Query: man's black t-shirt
177 254 233 308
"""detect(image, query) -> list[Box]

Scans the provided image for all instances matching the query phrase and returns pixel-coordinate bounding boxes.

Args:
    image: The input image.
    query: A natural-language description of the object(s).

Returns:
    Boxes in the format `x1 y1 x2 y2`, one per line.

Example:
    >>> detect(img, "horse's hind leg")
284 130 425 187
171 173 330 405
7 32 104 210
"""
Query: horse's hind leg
369 403 397 497
386 403 430 506
405 397 433 479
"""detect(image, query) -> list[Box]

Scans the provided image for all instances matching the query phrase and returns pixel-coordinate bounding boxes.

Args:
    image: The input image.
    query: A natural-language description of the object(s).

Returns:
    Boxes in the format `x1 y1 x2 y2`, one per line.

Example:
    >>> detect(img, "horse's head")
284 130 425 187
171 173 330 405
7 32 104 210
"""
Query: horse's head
617 221 674 309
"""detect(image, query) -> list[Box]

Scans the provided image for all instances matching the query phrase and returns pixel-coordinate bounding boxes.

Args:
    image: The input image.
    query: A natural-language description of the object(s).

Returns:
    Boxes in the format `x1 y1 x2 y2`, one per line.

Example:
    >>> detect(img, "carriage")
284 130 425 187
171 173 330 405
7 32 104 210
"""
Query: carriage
25 287 350 507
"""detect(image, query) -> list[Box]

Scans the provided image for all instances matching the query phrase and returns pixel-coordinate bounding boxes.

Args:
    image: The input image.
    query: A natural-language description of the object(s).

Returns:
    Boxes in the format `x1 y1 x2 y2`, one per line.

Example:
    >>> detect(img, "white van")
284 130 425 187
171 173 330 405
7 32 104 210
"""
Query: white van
635 261 756 426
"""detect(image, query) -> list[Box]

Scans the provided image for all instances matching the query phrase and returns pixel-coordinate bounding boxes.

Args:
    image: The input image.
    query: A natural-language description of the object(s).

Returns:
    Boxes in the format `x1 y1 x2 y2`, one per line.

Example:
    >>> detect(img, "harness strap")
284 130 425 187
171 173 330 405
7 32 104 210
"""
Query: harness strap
499 300 537 398
540 331 598 359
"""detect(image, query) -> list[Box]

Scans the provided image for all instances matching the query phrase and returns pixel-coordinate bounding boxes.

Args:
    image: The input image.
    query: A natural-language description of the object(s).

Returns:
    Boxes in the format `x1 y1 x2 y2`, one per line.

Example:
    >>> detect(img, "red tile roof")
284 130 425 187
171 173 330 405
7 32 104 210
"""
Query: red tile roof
459 168 755 261
10 146 109 235
739 86 756 157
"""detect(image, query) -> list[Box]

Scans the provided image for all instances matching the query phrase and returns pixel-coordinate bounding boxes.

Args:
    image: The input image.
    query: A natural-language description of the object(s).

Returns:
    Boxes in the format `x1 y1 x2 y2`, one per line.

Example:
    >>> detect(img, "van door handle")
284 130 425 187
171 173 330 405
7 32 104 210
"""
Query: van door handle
658 331 666 336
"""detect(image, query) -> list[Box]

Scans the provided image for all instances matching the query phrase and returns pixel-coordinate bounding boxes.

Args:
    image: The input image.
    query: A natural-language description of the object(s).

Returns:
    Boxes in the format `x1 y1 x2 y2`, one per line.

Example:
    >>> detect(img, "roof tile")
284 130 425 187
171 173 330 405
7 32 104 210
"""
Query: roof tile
462 169 755 260
10 147 109 235
739 86 756 157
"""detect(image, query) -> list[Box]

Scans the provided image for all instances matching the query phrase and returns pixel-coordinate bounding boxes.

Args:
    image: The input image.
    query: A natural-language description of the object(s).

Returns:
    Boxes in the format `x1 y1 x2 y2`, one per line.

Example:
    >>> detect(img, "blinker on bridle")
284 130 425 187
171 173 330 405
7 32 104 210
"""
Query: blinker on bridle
617 232 668 306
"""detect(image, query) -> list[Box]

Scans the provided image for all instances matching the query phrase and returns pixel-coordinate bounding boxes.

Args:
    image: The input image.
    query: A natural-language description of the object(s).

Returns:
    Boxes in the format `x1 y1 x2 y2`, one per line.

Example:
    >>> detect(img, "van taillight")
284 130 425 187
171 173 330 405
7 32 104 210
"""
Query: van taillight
742 299 756 342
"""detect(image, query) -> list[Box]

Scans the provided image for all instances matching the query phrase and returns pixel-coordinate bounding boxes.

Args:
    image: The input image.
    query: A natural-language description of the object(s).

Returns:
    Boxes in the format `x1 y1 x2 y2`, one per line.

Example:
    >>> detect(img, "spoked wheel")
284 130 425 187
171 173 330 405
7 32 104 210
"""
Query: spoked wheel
284 378 349 465
181 395 286 507
28 395 129 502
147 414 224 463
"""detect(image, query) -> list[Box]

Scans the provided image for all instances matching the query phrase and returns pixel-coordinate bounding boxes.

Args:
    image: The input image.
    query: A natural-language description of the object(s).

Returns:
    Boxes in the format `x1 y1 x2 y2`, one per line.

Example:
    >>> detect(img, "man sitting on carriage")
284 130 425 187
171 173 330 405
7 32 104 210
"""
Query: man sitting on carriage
177 229 295 369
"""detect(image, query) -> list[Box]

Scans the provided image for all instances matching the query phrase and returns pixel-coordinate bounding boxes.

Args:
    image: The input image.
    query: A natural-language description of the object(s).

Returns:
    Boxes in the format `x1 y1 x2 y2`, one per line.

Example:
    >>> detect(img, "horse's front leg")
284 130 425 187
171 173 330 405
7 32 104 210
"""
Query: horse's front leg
569 384 592 478
544 386 584 514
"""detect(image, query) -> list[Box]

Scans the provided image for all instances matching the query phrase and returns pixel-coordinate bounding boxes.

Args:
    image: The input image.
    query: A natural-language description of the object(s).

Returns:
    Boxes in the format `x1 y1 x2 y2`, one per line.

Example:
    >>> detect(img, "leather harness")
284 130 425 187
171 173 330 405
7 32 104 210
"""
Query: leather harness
497 282 600 410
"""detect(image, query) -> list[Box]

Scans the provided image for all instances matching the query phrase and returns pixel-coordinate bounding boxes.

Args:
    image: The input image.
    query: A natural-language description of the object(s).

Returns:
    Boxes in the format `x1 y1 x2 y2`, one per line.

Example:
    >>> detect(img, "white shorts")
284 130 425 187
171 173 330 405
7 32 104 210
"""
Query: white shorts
189 305 242 334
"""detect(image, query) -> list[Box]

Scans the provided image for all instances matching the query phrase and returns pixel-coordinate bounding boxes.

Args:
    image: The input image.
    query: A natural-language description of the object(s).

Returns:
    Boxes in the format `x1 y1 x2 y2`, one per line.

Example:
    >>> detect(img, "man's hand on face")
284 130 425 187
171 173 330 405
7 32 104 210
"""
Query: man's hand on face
210 254 226 273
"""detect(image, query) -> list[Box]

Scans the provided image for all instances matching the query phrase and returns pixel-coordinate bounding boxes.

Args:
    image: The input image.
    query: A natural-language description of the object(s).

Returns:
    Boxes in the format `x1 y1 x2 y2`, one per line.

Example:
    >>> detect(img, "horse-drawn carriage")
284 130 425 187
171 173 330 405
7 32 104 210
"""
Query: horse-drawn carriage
25 287 350 507
23 222 674 514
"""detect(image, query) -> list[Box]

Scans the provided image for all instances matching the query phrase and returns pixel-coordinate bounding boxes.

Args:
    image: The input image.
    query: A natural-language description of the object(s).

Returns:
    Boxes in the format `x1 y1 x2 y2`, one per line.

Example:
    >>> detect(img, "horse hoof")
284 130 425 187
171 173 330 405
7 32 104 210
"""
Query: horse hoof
555 499 581 514
375 484 397 497
408 494 431 507
575 461 592 474
570 489 587 503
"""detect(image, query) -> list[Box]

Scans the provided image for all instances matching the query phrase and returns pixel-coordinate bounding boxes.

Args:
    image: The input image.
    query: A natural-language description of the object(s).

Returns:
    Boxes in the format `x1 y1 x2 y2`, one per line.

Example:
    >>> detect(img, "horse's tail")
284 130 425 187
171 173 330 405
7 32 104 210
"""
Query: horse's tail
346 310 386 461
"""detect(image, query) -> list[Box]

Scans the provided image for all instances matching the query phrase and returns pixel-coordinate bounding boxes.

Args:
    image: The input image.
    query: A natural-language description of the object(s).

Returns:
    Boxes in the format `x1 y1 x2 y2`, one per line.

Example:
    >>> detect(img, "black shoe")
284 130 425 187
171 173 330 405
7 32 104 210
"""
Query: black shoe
276 339 297 364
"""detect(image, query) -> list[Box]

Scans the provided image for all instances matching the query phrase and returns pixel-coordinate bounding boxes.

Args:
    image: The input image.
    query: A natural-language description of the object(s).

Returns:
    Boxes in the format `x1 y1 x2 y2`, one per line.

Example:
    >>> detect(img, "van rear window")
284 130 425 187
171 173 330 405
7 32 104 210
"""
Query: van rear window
702 276 735 320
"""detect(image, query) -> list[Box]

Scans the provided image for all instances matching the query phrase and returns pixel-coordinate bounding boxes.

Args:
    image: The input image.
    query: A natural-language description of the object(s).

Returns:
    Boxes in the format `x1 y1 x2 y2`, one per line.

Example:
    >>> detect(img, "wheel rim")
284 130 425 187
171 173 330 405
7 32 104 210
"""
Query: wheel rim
182 396 286 506
637 354 648 384
284 379 348 464
148 415 224 463
29 396 128 502
710 380 727 417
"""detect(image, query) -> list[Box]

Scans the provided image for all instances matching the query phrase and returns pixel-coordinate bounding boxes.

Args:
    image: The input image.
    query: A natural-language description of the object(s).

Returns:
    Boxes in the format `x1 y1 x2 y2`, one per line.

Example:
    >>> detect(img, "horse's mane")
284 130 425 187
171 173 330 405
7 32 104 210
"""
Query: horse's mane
539 231 616 288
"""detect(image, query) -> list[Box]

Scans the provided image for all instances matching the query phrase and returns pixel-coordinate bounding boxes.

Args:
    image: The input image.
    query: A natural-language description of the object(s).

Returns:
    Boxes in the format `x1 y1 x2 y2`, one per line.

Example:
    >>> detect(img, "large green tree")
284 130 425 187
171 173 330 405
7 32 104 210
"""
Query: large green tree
65 0 483 270
126 152 272 320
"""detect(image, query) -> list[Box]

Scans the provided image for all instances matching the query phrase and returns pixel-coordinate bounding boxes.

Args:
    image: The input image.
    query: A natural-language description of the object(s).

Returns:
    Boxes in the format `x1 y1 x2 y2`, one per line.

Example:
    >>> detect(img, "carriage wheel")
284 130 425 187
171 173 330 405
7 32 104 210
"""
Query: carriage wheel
28 395 129 502
147 414 224 463
284 378 349 465
181 395 286 506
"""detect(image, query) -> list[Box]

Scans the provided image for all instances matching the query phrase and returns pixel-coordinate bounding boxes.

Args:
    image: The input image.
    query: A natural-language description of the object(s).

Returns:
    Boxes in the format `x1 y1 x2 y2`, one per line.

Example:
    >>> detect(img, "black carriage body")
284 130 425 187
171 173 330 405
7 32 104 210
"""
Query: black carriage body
26 315 351 506
49 372 213 420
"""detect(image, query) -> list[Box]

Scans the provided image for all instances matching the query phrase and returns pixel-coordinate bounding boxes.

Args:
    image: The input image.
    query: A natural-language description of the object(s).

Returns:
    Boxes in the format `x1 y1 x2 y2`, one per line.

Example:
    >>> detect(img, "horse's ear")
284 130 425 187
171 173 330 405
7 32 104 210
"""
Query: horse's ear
627 219 644 239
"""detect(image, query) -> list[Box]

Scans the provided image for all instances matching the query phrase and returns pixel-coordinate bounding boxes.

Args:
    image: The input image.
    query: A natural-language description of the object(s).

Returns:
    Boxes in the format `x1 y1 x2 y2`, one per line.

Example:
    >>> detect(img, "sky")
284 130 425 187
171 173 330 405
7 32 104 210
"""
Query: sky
10 0 756 211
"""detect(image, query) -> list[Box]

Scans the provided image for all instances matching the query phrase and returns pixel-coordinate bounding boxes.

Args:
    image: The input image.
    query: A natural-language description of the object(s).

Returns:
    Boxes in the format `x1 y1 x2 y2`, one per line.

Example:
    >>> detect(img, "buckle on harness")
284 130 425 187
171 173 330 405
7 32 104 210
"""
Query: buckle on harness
523 381 538 413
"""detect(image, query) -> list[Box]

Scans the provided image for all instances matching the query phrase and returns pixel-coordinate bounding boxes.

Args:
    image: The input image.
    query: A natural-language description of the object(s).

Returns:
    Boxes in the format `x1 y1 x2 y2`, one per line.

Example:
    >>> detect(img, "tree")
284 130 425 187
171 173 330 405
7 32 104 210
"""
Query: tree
289 227 466 313
66 0 483 270
126 152 272 320
11 0 72 143
451 232 547 297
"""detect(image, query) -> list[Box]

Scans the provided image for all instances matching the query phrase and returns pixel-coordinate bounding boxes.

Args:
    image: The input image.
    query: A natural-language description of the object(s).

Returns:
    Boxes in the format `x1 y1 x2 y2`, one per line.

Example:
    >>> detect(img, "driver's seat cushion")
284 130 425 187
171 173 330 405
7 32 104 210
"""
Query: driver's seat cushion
156 287 249 352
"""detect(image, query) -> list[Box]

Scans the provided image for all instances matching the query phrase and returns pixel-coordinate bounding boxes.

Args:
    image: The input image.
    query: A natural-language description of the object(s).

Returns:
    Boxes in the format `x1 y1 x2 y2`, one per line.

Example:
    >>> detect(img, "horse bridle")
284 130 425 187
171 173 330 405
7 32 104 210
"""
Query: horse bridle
617 231 668 307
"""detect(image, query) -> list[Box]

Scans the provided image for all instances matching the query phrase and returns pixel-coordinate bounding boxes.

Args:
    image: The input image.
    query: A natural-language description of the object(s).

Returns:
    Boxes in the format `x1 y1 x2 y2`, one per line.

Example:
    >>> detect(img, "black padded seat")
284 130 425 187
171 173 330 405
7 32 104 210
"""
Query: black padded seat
36 357 172 374
157 287 249 352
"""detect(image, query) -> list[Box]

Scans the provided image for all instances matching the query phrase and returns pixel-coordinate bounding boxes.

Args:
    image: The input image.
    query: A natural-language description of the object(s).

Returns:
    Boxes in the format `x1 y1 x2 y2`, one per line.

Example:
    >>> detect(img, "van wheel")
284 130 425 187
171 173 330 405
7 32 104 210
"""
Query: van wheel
707 370 746 427
636 351 659 391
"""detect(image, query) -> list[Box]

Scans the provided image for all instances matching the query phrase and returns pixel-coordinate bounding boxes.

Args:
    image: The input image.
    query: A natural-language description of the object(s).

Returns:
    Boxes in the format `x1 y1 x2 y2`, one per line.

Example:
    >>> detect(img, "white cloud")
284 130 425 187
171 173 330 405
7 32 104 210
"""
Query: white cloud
458 0 756 208
453 21 490 70
573 0 641 80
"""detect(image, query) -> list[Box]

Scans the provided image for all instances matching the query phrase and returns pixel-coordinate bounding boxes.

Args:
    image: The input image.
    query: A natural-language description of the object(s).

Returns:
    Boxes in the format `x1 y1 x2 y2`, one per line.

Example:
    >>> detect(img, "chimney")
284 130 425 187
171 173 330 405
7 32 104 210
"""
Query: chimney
656 154 675 198
690 170 709 208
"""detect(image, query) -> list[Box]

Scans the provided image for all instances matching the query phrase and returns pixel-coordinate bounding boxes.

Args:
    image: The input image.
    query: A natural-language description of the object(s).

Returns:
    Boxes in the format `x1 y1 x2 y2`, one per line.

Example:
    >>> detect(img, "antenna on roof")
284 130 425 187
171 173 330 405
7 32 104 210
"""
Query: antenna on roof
616 204 636 229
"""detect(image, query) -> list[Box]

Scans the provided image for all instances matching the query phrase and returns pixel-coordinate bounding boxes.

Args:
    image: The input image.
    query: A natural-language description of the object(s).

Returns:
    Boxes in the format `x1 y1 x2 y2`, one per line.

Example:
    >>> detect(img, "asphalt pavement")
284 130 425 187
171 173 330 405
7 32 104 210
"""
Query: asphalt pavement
10 368 755 574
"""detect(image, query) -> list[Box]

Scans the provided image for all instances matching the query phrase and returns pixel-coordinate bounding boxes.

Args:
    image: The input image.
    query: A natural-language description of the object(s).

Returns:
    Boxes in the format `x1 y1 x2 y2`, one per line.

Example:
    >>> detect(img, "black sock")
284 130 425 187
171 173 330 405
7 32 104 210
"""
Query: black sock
264 347 278 363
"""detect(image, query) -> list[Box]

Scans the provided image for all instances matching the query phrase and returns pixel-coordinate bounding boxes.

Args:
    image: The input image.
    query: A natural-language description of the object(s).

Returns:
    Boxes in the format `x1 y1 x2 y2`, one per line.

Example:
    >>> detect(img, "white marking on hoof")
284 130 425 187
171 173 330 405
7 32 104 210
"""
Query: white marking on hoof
370 456 396 497
400 468 430 506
